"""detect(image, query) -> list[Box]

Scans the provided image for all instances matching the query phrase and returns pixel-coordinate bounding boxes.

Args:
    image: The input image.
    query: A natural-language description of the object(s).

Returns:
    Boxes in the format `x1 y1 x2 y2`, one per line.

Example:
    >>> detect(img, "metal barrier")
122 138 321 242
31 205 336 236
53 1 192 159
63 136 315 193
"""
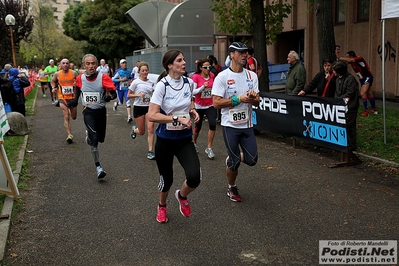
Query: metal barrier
268 63 289 85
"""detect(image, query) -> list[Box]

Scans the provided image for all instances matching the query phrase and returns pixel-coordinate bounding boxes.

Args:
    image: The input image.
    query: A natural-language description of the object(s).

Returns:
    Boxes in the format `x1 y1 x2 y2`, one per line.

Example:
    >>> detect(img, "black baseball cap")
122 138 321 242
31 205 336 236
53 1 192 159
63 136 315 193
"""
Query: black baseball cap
228 42 248 53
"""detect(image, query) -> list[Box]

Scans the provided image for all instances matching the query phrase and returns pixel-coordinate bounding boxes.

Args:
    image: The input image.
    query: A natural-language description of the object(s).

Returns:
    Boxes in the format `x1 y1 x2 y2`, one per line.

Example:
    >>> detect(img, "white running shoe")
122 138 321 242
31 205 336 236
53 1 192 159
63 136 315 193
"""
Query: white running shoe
205 148 215 159
96 166 106 180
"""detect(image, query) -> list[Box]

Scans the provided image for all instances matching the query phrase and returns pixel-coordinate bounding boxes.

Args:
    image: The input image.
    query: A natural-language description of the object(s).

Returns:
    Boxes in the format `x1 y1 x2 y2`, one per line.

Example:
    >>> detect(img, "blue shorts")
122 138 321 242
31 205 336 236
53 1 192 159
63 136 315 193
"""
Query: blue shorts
117 89 130 107
360 75 373 86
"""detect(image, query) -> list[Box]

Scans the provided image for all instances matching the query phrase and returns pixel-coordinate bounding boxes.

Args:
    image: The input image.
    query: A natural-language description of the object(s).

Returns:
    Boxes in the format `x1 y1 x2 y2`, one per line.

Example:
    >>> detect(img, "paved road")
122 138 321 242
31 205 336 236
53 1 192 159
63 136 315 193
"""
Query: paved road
3 92 399 265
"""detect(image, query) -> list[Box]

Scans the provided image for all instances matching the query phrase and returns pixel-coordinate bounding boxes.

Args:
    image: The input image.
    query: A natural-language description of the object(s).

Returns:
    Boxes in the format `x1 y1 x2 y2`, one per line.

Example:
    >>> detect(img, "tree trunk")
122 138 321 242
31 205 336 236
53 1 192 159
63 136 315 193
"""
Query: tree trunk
315 0 336 72
250 0 269 92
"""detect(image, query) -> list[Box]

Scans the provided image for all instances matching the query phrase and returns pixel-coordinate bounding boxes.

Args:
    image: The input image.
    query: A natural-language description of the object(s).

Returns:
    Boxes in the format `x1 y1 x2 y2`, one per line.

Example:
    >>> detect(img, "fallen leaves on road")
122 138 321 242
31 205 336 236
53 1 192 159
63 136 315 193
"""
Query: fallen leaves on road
261 165 274 170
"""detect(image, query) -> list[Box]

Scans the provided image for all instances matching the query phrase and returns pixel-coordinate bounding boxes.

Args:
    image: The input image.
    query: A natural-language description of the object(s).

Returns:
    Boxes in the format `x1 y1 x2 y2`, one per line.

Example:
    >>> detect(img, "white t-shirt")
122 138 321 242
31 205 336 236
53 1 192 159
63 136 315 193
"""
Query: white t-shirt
128 78 154 107
96 65 109 74
212 68 259 129
151 75 196 116
131 66 139 79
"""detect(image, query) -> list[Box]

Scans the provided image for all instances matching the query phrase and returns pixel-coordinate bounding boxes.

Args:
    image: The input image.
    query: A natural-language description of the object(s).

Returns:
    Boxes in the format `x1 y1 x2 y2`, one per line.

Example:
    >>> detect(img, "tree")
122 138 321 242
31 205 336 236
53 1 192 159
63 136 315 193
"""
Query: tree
19 3 58 66
0 0 34 66
19 1 86 68
315 0 336 71
63 0 145 66
211 0 292 92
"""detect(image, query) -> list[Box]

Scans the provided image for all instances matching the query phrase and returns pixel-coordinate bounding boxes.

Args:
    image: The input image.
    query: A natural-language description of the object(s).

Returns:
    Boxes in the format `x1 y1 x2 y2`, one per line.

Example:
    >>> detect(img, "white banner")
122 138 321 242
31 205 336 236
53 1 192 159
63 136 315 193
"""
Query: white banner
0 96 10 141
381 0 399 19
320 240 397 264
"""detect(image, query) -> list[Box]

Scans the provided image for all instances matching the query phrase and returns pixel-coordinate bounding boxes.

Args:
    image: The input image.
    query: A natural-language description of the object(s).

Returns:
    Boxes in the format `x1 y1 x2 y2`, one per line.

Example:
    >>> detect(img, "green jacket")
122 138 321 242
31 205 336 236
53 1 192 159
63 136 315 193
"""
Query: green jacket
285 62 306 95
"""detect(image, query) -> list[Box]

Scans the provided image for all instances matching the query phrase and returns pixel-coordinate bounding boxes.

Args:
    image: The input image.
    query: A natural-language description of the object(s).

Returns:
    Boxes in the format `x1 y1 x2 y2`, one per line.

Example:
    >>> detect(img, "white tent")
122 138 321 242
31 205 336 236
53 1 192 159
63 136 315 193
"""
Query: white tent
381 0 399 143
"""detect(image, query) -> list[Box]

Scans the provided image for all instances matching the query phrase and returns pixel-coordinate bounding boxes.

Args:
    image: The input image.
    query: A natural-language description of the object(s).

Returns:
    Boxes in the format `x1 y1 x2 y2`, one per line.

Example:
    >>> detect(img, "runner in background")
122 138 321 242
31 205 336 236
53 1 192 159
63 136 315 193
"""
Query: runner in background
38 65 48 98
50 58 79 144
128 61 156 160
44 59 58 104
112 59 133 122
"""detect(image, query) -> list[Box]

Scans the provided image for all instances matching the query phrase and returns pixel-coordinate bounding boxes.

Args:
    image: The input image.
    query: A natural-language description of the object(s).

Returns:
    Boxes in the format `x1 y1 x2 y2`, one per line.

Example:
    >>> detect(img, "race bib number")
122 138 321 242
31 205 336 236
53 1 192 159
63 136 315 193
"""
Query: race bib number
355 72 363 79
62 86 74 95
139 94 151 105
229 108 249 124
201 88 212 99
83 92 100 105
120 81 129 88
166 111 190 130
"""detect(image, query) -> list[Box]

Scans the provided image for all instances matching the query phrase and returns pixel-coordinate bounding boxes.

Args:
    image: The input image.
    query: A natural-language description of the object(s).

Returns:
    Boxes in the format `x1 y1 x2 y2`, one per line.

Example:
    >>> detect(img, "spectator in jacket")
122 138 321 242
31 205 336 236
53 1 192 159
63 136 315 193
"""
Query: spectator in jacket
298 58 336 97
285 50 306 95
8 68 30 116
332 60 360 163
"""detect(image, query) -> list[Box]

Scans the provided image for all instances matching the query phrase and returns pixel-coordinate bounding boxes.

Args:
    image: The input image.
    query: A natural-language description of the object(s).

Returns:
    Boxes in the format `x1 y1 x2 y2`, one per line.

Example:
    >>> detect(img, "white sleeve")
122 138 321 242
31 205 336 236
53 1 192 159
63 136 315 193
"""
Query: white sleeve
150 81 166 106
212 73 226 97
129 79 137 92
225 56 231 67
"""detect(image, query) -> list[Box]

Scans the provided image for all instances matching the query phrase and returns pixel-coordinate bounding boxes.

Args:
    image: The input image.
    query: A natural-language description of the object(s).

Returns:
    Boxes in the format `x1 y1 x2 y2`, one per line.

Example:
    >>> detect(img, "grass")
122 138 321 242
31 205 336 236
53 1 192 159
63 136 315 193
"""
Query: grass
356 106 399 164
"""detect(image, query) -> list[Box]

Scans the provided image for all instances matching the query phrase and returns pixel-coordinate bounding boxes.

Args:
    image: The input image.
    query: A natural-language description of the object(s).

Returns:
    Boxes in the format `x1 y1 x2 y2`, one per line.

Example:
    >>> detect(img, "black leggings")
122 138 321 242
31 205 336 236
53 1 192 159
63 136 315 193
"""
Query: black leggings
194 106 217 132
155 136 202 192
83 107 107 146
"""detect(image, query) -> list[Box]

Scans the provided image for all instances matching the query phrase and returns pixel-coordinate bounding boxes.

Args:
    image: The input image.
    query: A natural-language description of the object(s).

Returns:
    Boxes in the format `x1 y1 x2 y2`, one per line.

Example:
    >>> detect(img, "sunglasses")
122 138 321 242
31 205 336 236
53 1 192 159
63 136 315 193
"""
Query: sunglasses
202 66 211 69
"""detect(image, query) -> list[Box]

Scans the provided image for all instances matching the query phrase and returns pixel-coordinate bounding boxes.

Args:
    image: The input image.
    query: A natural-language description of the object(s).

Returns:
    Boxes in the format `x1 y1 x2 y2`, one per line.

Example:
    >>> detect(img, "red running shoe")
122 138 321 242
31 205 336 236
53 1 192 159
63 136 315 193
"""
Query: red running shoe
156 205 168 223
175 190 191 217
370 108 378 115
361 110 369 117
227 186 242 202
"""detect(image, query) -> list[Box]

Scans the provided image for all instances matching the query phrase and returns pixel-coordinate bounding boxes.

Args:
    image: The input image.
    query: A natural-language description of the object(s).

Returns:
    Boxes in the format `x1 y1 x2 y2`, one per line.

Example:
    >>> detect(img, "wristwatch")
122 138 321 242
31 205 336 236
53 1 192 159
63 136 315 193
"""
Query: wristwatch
172 115 178 124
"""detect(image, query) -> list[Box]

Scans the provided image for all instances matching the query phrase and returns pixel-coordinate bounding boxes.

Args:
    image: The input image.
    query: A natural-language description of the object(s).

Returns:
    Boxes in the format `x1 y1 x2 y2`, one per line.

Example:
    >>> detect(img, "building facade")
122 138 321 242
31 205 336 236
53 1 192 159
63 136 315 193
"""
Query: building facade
144 0 398 98
49 0 82 29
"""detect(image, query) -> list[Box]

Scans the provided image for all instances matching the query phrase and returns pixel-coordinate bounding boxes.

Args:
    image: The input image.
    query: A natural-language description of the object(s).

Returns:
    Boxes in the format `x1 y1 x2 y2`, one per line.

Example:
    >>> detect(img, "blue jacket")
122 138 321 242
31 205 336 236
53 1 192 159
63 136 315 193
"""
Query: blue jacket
8 68 21 93
112 68 131 90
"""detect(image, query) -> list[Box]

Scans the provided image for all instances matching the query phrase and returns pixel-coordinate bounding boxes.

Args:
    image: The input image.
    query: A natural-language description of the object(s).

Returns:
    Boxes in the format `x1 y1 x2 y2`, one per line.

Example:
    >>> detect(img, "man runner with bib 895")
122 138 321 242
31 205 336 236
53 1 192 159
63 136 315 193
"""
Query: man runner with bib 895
212 42 260 202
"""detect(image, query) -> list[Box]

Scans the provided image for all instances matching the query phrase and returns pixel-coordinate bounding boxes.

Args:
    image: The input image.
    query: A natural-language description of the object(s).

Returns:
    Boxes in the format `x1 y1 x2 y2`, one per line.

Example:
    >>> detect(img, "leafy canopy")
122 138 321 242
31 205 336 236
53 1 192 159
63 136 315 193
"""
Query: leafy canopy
63 0 145 60
210 0 292 45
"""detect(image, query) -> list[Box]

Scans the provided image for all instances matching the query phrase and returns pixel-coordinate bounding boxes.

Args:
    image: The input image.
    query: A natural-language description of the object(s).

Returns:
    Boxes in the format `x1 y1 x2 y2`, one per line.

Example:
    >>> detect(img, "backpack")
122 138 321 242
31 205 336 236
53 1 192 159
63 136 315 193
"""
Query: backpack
0 77 17 103
161 76 191 94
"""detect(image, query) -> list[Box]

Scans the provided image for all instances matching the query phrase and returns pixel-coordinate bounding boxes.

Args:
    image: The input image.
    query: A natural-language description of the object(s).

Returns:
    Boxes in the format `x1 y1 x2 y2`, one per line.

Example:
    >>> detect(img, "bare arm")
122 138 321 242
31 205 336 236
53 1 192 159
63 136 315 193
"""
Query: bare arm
50 72 59 92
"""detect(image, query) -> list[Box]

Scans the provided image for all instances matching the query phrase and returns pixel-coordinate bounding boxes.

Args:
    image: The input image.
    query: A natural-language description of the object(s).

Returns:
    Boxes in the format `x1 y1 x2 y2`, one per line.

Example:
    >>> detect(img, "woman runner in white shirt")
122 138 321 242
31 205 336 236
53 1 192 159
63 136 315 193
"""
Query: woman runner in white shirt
128 62 156 160
147 49 201 223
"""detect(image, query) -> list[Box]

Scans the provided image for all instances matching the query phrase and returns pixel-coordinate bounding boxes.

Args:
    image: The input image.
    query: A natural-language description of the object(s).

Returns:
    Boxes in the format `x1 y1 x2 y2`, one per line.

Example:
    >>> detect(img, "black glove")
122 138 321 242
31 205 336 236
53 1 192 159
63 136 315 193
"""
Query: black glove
104 95 112 102
110 90 117 100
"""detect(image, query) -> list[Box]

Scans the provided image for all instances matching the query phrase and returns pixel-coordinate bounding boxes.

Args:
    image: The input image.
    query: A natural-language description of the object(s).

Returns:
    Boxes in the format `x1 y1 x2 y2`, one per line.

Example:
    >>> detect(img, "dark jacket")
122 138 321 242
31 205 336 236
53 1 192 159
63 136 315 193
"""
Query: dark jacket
335 73 359 113
304 71 336 97
285 62 306 95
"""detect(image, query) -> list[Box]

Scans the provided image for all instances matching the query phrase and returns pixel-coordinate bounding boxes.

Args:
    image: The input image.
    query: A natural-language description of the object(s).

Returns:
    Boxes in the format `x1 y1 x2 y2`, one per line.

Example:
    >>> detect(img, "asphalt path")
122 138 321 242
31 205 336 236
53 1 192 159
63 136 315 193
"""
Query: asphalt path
3 92 399 265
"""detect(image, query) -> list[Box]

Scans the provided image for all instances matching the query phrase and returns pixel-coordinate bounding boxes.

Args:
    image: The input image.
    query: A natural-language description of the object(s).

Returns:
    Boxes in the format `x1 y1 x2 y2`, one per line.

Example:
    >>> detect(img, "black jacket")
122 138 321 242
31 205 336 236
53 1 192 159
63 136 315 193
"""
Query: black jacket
335 73 359 113
303 71 336 97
